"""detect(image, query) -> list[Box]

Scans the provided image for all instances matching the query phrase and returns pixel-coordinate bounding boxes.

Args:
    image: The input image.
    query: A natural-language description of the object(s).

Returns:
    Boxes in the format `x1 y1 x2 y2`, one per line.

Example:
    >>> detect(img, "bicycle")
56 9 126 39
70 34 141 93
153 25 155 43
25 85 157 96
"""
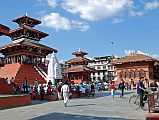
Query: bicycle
129 92 148 110
129 91 158 110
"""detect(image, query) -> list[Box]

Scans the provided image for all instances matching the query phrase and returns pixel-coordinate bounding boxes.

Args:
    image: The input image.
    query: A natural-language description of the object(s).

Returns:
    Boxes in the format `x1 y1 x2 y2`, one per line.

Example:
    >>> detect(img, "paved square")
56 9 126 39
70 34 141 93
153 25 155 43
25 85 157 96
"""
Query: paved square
0 91 147 120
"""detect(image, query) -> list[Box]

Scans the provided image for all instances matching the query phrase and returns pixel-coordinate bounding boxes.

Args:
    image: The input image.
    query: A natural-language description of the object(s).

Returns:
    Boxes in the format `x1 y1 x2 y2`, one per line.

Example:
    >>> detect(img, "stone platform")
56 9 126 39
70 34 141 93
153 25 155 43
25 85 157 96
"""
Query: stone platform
0 94 31 109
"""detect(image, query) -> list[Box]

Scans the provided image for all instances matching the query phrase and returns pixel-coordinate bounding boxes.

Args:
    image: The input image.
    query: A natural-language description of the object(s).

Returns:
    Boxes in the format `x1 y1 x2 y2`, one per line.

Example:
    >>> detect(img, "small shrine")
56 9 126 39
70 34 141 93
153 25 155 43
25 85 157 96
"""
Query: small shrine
111 53 159 84
0 15 57 85
63 50 94 84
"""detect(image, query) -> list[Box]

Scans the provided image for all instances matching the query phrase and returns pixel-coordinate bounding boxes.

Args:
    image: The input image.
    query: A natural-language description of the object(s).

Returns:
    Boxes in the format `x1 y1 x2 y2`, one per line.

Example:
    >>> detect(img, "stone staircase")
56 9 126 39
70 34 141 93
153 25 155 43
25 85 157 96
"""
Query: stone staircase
0 63 47 86
15 64 47 85
0 63 21 83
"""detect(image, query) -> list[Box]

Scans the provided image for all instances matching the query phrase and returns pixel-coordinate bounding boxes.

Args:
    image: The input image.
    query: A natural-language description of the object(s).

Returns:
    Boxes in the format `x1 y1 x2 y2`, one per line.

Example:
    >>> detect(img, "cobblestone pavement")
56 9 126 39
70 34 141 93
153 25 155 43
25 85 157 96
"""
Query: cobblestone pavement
0 90 147 120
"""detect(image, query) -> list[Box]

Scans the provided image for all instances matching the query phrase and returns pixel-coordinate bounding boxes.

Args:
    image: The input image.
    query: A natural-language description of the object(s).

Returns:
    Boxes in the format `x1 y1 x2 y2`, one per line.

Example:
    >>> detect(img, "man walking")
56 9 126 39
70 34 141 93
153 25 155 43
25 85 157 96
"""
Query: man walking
118 79 125 98
61 81 69 107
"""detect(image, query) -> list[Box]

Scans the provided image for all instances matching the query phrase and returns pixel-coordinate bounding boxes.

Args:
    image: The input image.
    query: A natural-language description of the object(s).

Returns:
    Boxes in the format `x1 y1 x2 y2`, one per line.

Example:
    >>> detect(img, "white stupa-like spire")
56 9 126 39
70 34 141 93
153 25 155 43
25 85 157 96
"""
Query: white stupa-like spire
78 48 81 52
25 12 28 16
47 52 62 85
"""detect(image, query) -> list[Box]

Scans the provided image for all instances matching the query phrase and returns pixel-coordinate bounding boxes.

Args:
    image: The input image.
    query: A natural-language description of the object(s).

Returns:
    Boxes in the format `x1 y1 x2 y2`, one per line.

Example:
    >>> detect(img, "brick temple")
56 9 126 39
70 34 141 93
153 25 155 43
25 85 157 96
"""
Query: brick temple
0 15 57 86
111 53 159 84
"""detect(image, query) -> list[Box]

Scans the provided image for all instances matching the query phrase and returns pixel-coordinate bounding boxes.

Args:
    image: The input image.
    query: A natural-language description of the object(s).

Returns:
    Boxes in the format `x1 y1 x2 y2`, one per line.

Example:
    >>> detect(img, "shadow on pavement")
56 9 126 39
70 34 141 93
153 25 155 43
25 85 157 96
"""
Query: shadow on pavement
31 112 138 120
68 103 96 107
30 100 50 105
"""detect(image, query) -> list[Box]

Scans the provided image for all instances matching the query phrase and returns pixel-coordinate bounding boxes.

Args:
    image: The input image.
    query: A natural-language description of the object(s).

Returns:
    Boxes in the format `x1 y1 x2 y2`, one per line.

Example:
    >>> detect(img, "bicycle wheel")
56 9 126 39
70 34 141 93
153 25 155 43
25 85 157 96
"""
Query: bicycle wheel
129 94 140 110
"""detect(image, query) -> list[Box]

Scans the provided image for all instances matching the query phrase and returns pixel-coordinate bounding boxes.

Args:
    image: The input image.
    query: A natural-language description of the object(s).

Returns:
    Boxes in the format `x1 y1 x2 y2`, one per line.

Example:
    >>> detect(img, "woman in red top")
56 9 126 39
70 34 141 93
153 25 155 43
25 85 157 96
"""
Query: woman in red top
110 82 116 99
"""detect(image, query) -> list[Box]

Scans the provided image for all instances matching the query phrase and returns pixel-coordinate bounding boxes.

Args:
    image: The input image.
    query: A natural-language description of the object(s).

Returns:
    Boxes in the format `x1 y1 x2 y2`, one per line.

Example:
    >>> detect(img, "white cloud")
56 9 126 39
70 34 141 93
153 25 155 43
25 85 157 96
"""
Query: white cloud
37 0 159 31
111 18 124 24
62 0 133 21
124 50 159 59
41 12 89 31
129 10 144 16
46 0 57 8
71 20 90 31
145 1 159 10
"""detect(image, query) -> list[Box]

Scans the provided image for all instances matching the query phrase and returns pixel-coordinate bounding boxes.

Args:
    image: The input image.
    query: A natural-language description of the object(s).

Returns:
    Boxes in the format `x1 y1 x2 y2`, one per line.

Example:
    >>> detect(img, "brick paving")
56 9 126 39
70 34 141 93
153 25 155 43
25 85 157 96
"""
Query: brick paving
0 90 147 120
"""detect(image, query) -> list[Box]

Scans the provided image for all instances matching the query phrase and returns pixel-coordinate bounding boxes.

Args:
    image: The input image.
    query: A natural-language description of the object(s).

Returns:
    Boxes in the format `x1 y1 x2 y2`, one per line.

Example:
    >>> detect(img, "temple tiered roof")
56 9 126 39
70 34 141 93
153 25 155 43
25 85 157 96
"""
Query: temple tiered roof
0 41 57 55
7 15 48 41
72 51 88 57
12 15 41 27
63 65 94 74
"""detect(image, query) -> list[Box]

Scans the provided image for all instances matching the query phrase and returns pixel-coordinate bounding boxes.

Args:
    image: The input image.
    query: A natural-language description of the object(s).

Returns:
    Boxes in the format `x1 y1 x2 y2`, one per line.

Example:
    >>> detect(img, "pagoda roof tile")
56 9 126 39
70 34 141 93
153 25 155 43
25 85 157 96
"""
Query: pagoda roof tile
0 41 57 53
72 51 88 56
12 15 41 25
0 24 10 35
9 25 48 37
63 65 95 74
111 54 158 65
67 57 92 64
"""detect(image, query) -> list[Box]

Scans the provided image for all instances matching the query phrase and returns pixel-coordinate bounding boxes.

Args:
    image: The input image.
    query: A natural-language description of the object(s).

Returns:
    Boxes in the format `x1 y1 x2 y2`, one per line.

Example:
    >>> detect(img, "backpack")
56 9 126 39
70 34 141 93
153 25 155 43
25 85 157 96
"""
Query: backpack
119 83 124 89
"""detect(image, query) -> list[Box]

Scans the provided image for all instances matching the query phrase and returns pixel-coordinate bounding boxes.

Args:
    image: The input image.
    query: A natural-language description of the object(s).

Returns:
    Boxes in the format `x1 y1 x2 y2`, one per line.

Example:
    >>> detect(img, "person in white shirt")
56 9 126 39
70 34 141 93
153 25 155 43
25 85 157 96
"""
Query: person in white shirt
61 81 69 107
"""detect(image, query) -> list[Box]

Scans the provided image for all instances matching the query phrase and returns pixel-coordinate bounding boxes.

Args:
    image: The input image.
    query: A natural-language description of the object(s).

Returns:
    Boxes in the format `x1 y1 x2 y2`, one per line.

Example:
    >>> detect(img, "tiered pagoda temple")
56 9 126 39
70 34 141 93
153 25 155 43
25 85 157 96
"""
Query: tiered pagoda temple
63 50 94 84
0 15 57 85
111 53 159 84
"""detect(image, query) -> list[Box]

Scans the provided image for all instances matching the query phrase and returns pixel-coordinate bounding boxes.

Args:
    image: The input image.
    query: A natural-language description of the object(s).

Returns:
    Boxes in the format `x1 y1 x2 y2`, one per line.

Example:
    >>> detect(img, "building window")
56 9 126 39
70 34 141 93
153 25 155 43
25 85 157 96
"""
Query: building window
98 71 100 75
126 71 131 78
103 66 106 69
75 75 78 79
98 77 101 81
108 66 111 70
97 66 101 69
120 71 125 78
79 75 82 79
120 73 122 79
140 69 145 78
135 70 140 78
130 70 135 79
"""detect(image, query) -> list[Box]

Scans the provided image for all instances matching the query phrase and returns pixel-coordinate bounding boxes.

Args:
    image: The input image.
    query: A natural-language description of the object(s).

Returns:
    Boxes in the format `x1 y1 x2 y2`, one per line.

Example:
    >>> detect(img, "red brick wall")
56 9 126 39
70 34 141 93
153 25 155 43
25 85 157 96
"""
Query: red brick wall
115 61 154 84
0 95 31 109
0 78 13 94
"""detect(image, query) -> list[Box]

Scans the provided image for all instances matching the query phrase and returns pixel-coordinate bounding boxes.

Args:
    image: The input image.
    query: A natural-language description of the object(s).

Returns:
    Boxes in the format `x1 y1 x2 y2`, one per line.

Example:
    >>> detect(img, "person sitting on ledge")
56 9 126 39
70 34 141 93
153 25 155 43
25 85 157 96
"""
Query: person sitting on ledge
32 87 38 100
3 77 8 85
40 85 45 101
47 86 52 95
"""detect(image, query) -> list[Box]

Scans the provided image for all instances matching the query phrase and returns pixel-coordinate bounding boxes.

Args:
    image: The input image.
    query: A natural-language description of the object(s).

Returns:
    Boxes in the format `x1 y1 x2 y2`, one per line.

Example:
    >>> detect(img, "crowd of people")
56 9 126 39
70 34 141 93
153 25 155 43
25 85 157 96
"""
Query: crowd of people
2 76 159 108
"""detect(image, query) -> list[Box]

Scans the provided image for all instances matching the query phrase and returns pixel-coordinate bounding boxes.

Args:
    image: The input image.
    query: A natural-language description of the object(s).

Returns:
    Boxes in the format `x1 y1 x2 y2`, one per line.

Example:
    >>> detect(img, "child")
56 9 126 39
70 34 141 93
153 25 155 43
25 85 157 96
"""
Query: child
110 82 116 99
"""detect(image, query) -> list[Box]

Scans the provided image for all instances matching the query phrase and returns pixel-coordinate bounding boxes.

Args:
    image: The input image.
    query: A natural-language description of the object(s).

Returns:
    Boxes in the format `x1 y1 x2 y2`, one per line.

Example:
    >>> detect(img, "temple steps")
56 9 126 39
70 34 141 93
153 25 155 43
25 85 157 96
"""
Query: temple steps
0 63 47 86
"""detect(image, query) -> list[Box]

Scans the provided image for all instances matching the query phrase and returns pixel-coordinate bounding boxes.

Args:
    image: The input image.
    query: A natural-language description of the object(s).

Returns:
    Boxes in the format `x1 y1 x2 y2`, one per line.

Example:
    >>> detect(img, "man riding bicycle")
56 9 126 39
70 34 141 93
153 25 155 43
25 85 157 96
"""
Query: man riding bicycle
137 77 147 109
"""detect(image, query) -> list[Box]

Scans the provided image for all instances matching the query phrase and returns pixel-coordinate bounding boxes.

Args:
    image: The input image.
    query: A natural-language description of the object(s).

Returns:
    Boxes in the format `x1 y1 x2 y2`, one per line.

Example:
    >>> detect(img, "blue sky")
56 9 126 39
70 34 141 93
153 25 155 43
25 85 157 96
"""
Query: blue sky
0 0 159 61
